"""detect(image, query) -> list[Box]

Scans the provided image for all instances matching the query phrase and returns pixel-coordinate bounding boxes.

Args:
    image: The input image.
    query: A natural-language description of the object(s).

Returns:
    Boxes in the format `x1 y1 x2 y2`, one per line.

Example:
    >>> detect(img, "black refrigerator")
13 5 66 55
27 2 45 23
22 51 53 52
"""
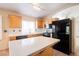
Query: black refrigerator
52 18 72 55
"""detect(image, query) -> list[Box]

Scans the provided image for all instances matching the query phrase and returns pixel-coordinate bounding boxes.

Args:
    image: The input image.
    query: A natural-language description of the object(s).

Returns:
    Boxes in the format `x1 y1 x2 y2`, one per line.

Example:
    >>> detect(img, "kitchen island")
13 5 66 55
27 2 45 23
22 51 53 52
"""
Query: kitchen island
9 36 60 56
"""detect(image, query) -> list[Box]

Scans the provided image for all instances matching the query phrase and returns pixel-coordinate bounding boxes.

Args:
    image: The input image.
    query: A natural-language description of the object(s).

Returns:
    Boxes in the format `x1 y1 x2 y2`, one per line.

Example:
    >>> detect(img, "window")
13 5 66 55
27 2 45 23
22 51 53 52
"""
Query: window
22 20 36 34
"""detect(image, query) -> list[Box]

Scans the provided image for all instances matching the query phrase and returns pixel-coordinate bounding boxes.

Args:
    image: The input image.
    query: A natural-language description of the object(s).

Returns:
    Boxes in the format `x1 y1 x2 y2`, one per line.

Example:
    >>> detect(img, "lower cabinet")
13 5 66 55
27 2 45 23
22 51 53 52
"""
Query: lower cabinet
16 36 27 40
10 36 27 41
10 34 43 41
10 36 16 41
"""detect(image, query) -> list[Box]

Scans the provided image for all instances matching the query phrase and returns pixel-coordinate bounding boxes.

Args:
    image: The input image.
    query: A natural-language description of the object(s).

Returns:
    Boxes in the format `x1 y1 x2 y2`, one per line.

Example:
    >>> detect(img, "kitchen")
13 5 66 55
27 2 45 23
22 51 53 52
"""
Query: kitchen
8 15 60 56
0 14 70 56
0 10 60 56
0 3 79 56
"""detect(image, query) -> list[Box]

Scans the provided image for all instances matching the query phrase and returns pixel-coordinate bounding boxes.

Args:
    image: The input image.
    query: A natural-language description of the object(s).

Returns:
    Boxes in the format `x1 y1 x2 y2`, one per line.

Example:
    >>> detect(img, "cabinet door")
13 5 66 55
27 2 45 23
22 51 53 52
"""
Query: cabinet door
9 15 22 28
37 19 44 28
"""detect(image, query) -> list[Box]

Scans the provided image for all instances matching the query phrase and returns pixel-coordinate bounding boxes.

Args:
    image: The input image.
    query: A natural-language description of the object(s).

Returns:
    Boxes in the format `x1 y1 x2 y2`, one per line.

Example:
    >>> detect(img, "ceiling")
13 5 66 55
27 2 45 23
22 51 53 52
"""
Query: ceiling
0 3 78 18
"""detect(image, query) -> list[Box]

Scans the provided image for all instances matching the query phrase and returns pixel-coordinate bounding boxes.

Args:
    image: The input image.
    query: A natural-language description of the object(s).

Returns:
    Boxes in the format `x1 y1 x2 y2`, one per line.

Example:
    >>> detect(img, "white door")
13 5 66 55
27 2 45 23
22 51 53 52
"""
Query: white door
0 16 2 40
73 17 79 55
0 15 9 50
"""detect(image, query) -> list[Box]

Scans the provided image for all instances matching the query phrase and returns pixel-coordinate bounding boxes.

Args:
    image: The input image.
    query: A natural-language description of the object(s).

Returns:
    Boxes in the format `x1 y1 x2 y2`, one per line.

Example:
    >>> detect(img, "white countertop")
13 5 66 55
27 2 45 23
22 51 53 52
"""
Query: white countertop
9 32 43 36
9 36 60 56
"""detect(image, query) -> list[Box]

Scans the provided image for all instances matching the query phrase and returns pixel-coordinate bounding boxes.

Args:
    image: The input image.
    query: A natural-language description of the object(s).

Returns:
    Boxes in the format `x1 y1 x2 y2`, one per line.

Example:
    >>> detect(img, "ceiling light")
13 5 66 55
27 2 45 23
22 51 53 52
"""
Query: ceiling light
32 3 41 11
33 5 41 11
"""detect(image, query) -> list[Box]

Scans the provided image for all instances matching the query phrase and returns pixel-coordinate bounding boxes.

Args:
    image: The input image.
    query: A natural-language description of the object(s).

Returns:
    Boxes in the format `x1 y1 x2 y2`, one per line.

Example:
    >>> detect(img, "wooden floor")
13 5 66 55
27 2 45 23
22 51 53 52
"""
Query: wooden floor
0 49 9 56
0 48 68 56
53 49 68 56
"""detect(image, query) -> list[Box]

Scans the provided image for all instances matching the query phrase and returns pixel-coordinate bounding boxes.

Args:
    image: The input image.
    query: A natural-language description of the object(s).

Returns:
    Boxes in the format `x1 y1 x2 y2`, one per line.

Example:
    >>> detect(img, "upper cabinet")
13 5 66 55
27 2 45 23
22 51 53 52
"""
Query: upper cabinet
9 15 22 28
45 18 59 24
47 19 53 24
37 18 45 28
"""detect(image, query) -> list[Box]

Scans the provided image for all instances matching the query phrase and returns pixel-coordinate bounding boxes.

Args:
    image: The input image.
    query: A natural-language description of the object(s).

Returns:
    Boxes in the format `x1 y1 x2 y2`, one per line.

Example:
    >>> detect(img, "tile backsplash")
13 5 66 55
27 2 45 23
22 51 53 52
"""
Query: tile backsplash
9 28 22 35
36 28 46 33
9 28 45 36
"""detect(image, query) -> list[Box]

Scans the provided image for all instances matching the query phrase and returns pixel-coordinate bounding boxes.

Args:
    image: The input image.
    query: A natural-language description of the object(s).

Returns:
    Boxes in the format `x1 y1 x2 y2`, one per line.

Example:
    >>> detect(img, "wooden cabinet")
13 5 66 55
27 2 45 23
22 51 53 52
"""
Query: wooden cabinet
45 18 59 24
47 19 52 24
10 36 16 41
9 15 22 28
37 19 45 28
